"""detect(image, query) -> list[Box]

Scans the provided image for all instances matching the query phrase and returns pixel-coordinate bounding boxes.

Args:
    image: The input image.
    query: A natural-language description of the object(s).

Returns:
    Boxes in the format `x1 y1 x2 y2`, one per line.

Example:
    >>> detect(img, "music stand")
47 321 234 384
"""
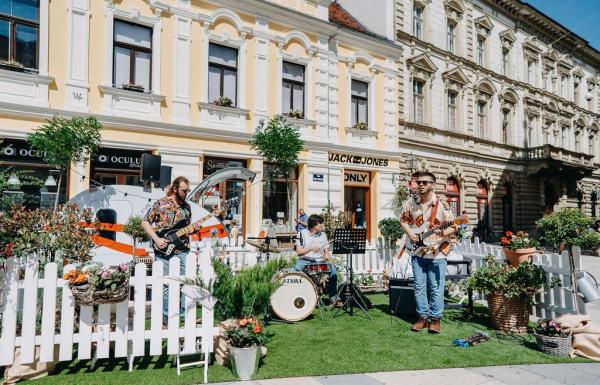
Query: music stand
331 228 372 320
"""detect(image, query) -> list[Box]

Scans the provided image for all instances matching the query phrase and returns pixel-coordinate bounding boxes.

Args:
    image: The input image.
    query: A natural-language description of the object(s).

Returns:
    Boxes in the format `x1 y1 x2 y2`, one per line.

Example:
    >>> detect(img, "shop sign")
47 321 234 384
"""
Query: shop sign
344 170 370 187
93 148 149 171
0 138 47 164
329 153 389 167
313 173 324 182
204 157 246 176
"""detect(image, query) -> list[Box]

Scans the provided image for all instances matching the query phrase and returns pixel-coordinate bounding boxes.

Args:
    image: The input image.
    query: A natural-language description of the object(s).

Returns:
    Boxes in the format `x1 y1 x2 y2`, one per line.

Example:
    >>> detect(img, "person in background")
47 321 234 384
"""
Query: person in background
295 208 308 232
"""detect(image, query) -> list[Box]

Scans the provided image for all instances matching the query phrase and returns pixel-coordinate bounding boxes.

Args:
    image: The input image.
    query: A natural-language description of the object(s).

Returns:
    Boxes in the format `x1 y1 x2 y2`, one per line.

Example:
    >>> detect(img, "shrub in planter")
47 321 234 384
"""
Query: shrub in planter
352 122 368 130
500 230 540 266
214 96 233 106
466 256 560 333
123 216 150 255
378 217 404 246
225 317 269 380
286 109 304 119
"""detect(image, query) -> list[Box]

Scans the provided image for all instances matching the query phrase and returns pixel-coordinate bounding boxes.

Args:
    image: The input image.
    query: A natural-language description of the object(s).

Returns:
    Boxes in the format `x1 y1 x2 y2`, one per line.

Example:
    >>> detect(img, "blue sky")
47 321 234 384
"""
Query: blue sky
524 0 600 51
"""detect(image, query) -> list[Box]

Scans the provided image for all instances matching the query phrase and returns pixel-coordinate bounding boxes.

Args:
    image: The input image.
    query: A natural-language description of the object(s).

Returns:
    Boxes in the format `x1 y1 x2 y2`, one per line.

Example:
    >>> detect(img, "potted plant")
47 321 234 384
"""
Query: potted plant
64 262 131 306
224 317 268 380
378 217 404 247
0 59 25 72
352 121 368 130
214 96 233 107
536 208 600 313
500 230 540 266
286 109 304 119
123 216 150 257
122 83 145 92
466 255 560 333
533 319 572 357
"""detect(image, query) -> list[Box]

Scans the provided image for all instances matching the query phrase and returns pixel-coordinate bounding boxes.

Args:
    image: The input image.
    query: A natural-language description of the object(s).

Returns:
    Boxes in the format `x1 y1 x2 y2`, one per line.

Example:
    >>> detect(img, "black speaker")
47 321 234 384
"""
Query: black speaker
159 165 172 188
140 153 161 182
389 278 417 316
96 208 117 241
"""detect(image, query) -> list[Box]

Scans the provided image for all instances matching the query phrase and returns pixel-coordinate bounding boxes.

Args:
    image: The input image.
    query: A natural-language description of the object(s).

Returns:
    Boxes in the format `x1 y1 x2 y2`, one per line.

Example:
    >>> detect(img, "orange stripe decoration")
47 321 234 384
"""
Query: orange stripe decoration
92 235 149 257
79 222 125 232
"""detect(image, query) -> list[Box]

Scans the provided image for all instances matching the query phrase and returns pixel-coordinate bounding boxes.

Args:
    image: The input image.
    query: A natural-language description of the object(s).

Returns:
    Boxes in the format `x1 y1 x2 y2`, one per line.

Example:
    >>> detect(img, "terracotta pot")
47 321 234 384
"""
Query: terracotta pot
503 247 536 266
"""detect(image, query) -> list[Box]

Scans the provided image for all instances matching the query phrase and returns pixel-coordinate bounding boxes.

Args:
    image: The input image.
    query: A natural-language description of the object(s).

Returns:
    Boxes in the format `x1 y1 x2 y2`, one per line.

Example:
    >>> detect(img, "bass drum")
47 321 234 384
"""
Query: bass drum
270 270 317 322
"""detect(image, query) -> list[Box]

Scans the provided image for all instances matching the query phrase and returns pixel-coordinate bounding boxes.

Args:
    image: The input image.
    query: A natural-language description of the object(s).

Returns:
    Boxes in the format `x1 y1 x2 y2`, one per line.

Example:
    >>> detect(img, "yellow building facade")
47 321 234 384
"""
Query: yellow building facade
0 0 402 240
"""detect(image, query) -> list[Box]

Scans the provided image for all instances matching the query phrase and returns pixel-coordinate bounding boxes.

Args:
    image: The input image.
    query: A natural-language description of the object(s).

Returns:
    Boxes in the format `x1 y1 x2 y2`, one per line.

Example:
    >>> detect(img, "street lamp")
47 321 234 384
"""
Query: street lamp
404 153 418 174
7 173 21 190
44 175 58 187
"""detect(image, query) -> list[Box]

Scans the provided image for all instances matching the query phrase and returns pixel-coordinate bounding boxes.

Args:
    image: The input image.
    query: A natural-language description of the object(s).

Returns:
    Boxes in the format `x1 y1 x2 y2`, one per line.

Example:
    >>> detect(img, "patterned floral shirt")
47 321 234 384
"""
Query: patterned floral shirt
144 197 192 250
400 193 455 259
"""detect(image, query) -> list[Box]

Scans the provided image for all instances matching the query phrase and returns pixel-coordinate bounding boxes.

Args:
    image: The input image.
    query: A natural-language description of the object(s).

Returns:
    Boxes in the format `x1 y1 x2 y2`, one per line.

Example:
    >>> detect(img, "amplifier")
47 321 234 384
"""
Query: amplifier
389 278 416 317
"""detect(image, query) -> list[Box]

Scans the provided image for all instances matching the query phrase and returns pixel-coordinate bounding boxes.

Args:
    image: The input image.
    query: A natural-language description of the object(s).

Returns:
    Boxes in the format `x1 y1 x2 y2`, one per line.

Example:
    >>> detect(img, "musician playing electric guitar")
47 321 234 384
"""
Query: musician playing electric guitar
400 171 459 334
142 176 192 321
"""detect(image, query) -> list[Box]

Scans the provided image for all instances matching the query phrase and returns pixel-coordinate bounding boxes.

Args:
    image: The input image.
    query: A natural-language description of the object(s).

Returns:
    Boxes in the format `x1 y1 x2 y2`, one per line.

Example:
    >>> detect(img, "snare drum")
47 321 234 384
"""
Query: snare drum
303 262 331 274
270 269 317 322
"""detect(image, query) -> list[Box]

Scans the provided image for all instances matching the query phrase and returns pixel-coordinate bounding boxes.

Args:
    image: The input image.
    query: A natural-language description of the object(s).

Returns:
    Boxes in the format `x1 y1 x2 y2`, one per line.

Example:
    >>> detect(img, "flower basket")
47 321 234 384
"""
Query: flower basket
486 292 528 333
534 332 572 357
356 283 386 293
70 280 130 306
503 247 536 267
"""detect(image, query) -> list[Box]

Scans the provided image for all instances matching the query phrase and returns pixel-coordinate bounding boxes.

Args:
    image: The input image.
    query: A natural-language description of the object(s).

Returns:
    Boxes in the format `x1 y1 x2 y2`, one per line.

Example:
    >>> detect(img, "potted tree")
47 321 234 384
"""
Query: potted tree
123 216 150 257
466 256 560 334
536 208 600 313
500 230 540 266
378 217 404 247
250 116 304 232
27 116 102 211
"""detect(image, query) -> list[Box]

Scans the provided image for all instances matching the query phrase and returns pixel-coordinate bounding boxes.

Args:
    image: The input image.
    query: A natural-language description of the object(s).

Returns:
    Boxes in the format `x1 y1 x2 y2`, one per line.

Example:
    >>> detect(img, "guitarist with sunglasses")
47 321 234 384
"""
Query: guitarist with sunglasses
400 171 460 334
142 176 192 323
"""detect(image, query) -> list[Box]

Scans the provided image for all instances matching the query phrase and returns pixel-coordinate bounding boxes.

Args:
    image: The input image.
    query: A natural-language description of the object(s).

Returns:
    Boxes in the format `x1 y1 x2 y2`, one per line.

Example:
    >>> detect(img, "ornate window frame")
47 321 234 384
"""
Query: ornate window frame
499 88 518 145
442 67 468 133
444 0 465 55
407 53 437 125
473 79 496 139
474 16 493 67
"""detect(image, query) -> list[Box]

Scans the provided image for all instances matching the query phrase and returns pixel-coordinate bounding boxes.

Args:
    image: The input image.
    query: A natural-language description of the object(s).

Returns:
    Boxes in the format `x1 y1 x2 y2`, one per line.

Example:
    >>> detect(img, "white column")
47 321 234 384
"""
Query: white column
254 17 269 126
172 14 191 124
65 0 90 112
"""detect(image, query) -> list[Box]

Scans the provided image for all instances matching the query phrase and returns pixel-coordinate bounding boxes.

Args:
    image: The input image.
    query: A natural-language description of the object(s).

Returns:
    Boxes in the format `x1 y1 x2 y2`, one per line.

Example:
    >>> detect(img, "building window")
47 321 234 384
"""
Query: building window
477 37 485 66
527 60 535 85
574 81 580 104
561 126 568 148
502 49 509 76
413 79 424 123
575 129 582 152
351 79 368 127
113 20 152 91
447 22 455 53
589 135 594 156
262 163 298 229
477 101 486 138
476 181 489 225
445 177 460 217
413 5 423 39
208 43 238 105
543 71 548 90
0 0 40 70
282 61 305 117
502 109 510 144
447 90 457 131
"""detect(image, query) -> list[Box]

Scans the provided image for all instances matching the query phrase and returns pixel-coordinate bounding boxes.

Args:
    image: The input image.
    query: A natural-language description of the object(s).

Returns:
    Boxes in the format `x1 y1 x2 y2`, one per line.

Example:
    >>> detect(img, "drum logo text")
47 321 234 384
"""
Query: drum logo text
283 278 302 284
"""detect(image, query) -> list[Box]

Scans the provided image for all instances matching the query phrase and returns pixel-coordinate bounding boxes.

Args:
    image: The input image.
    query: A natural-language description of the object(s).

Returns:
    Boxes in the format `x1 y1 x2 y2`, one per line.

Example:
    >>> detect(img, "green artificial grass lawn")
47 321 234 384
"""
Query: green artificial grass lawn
17 294 589 385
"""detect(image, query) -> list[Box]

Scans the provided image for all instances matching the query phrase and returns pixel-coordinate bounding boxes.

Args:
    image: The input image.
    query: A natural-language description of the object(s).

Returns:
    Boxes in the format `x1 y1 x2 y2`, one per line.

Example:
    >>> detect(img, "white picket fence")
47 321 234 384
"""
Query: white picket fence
453 238 586 319
0 246 219 384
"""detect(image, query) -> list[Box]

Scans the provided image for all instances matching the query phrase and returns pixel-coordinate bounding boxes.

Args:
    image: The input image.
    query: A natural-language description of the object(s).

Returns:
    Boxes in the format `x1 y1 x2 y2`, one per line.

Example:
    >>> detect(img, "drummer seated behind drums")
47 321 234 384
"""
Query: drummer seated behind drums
295 214 341 305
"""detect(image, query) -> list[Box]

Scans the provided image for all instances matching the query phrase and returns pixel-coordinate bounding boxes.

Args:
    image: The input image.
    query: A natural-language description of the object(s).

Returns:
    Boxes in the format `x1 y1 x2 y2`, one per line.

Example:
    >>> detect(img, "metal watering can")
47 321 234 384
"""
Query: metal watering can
576 271 600 303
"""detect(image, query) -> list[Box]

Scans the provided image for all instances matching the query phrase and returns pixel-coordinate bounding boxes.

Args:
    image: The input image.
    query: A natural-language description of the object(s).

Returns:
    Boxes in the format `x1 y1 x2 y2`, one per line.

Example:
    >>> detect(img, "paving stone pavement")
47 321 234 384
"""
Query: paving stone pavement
210 363 600 385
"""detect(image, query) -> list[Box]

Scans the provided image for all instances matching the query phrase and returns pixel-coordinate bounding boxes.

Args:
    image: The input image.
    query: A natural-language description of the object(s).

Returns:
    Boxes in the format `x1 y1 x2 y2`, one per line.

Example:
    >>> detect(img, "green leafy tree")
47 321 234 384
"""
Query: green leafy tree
27 116 102 211
250 116 304 231
123 216 150 256
378 217 404 245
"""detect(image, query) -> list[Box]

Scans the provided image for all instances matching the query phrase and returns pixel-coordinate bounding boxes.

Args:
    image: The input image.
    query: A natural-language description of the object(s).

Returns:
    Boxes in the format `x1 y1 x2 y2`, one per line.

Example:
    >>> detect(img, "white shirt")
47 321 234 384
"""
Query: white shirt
295 229 329 262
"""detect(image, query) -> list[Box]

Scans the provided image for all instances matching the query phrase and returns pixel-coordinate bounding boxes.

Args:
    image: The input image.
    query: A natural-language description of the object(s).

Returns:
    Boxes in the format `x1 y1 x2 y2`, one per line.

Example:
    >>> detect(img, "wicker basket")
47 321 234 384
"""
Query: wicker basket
487 292 529 334
535 332 572 357
70 281 130 306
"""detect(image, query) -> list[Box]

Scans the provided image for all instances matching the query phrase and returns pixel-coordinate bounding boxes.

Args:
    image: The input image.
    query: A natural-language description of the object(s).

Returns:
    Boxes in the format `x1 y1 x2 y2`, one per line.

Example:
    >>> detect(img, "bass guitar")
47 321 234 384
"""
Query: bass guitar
152 214 213 257
405 215 469 256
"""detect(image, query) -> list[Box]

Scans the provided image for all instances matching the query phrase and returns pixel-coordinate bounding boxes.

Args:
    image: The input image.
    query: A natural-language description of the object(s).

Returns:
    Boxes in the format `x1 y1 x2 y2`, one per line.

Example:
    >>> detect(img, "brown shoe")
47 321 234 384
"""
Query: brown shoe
411 316 429 332
428 317 441 333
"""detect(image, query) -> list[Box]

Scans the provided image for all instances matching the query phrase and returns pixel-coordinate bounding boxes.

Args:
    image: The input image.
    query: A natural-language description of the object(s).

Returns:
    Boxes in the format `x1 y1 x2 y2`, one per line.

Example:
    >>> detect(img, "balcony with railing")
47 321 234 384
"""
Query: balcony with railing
524 144 596 177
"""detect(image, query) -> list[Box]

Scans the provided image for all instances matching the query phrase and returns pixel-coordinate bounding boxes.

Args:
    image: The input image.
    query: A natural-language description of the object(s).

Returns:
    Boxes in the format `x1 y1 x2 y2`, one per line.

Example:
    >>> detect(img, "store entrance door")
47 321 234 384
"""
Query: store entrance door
343 169 371 239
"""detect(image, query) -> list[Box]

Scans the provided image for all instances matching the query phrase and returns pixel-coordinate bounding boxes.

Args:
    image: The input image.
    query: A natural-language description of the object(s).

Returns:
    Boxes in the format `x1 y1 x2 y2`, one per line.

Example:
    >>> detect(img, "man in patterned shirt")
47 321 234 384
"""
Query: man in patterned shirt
142 176 191 321
400 171 457 333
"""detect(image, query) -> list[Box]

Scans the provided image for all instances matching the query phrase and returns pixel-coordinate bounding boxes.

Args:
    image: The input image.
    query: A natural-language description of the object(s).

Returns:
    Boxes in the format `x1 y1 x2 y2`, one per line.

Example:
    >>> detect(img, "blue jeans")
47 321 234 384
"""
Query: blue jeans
411 256 447 319
294 259 338 299
156 251 188 319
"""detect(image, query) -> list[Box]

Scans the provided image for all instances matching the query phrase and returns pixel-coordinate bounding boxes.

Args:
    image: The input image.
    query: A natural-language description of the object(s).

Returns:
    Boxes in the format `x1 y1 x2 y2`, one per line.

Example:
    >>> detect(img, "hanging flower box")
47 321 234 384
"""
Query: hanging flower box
64 263 131 306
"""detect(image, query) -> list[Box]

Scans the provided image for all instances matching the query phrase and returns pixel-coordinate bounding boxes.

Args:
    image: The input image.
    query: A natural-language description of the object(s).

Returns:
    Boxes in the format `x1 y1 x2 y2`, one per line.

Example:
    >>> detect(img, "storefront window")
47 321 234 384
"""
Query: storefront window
91 147 149 186
262 163 298 233
0 138 66 209
344 169 370 237
476 181 489 225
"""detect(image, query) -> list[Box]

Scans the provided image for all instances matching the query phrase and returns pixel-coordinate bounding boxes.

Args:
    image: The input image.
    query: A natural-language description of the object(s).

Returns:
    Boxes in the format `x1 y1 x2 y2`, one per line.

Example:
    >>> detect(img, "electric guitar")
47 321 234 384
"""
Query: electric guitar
152 214 213 257
405 215 469 256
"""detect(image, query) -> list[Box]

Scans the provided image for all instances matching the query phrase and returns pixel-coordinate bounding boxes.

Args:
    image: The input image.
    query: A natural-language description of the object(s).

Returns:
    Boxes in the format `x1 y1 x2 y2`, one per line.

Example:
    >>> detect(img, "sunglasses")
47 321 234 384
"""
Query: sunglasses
416 180 433 185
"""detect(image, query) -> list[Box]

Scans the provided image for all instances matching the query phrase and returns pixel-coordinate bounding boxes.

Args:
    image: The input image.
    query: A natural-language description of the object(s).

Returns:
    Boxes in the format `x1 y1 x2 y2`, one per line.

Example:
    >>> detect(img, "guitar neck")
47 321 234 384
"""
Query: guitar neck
174 215 211 238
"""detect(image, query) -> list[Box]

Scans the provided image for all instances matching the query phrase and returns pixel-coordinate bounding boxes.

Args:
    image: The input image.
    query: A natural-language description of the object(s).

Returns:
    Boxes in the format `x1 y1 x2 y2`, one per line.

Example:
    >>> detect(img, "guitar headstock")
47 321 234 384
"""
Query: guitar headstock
453 215 469 225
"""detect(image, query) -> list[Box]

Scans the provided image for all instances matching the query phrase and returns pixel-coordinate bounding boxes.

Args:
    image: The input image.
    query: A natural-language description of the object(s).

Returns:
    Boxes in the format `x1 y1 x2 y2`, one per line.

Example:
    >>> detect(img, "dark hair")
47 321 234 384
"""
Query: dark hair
415 171 436 183
307 214 324 229
167 176 190 196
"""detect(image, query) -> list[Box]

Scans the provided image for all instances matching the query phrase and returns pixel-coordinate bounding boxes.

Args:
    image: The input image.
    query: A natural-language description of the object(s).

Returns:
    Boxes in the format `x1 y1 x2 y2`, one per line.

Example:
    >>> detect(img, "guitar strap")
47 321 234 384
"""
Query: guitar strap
428 198 439 230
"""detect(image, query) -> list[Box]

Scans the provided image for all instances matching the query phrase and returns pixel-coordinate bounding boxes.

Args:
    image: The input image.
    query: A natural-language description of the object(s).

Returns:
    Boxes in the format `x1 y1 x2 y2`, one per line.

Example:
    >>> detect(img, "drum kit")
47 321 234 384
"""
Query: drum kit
268 262 331 322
